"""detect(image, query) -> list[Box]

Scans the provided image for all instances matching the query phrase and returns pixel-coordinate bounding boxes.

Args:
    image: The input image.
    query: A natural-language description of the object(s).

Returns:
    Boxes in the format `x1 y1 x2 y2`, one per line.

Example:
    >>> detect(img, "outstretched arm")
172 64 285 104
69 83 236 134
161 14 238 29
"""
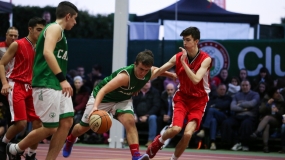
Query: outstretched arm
151 55 176 79
180 47 211 85
0 42 18 95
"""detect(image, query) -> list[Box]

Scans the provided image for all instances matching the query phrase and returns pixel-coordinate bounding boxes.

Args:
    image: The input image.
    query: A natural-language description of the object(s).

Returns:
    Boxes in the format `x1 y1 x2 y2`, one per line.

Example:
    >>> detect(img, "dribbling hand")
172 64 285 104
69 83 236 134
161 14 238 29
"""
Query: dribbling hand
60 80 73 97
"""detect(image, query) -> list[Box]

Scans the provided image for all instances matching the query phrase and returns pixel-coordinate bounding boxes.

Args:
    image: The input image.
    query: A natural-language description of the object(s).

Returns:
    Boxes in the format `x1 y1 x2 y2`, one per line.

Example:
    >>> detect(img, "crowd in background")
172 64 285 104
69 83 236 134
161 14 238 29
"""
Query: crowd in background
0 45 284 153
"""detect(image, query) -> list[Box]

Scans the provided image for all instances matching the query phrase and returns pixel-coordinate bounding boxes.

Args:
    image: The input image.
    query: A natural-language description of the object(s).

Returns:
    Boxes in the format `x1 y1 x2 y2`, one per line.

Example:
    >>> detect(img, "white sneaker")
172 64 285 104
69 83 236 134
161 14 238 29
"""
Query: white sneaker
160 125 171 148
231 143 242 151
242 146 249 151
196 130 205 138
210 142 216 150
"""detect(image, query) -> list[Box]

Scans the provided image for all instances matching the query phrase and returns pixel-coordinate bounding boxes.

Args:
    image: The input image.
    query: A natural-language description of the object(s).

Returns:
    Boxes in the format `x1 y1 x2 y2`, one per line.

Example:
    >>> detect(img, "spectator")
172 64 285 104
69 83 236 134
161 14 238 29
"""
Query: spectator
238 68 248 82
133 80 161 147
279 116 285 153
252 87 285 153
76 66 87 84
211 68 231 89
221 79 260 151
42 11 51 24
252 67 274 91
227 76 241 97
86 64 105 90
254 82 268 101
159 82 176 148
197 83 232 150
72 76 90 124
0 102 6 137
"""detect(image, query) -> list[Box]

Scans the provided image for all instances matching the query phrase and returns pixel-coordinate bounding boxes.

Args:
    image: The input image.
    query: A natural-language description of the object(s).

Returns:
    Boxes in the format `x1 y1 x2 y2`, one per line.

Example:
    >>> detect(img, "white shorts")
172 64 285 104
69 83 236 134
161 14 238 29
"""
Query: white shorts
80 93 134 126
33 88 74 128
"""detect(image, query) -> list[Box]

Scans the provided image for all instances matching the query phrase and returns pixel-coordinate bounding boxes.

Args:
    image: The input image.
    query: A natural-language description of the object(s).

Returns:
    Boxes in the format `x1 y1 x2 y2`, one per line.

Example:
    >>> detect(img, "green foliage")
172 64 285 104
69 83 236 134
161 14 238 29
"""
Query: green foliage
0 5 114 39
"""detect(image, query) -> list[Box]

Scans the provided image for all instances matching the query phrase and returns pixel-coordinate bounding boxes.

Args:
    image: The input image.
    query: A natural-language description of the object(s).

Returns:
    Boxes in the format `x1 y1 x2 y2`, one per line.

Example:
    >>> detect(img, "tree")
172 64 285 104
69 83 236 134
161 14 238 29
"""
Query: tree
0 5 114 39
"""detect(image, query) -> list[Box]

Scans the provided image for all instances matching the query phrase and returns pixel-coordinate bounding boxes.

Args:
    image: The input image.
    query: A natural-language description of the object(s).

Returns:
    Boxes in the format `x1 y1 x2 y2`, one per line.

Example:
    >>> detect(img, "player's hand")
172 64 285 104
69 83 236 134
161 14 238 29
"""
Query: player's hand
1 83 12 96
132 91 140 96
139 115 147 122
89 105 99 119
60 80 73 97
179 47 187 62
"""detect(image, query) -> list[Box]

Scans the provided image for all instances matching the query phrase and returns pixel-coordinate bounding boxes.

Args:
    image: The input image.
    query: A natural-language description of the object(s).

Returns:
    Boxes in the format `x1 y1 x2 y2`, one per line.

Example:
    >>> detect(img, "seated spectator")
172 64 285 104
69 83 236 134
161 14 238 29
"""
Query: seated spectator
0 102 6 137
252 67 274 91
238 68 249 82
254 82 268 101
133 81 161 147
227 76 240 97
211 68 231 89
159 83 176 148
72 76 90 124
279 116 285 153
77 66 88 84
86 64 105 91
197 83 232 150
251 87 285 153
221 79 260 151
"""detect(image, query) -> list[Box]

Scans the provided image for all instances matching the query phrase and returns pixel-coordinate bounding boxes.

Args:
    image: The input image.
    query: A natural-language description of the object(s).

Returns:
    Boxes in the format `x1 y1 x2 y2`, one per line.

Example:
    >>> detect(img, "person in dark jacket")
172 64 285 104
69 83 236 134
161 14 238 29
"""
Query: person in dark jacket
133 80 161 147
251 87 285 153
197 83 232 150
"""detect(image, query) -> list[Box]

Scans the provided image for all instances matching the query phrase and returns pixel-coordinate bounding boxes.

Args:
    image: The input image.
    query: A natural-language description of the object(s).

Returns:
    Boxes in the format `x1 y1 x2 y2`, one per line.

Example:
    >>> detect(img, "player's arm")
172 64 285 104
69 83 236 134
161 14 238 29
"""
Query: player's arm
43 24 73 96
180 47 211 84
0 42 18 95
91 73 129 112
150 66 177 80
151 55 176 79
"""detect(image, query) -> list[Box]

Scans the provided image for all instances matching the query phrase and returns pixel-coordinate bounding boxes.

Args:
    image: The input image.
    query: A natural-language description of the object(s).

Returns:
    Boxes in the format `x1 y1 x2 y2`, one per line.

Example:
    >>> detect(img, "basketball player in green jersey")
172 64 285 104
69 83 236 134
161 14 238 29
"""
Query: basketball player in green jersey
63 50 176 160
6 2 78 160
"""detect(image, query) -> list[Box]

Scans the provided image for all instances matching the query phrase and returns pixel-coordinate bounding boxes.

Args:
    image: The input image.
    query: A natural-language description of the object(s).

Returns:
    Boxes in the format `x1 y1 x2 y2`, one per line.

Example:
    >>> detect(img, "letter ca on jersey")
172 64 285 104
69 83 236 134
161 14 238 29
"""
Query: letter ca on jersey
57 49 68 61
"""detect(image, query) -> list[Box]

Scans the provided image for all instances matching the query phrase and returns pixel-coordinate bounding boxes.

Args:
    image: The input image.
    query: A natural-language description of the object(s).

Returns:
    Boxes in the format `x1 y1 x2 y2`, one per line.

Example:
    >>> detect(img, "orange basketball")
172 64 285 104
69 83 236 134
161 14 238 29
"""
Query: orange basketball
89 110 112 134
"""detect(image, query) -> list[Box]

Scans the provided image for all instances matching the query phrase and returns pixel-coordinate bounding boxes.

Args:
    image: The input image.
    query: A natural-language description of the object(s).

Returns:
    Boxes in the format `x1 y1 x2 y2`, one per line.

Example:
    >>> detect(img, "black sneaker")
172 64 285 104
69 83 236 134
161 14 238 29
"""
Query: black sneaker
0 141 7 159
6 143 22 160
25 153 37 160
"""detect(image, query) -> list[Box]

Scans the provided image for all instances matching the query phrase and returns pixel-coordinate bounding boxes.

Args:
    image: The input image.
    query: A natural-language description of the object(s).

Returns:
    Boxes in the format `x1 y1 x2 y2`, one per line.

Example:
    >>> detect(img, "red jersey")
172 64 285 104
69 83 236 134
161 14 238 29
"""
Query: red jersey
6 38 35 84
0 41 8 59
175 50 211 98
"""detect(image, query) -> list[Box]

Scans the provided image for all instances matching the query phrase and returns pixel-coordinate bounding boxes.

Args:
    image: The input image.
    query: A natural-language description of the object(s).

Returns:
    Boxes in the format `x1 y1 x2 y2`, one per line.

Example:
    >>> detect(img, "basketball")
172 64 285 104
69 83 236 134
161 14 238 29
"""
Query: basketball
89 110 112 134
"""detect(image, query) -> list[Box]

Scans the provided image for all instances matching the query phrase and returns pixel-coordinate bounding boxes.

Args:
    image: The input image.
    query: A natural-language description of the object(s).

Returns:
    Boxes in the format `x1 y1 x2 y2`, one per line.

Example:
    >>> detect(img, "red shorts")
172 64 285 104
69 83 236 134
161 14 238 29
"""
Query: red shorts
8 80 39 122
171 91 208 131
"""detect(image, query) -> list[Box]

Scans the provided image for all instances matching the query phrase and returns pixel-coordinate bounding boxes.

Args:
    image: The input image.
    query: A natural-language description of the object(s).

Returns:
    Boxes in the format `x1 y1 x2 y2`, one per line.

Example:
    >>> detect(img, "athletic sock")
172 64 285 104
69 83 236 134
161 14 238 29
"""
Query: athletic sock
9 144 24 155
67 134 77 143
170 153 178 160
2 135 10 143
129 144 139 156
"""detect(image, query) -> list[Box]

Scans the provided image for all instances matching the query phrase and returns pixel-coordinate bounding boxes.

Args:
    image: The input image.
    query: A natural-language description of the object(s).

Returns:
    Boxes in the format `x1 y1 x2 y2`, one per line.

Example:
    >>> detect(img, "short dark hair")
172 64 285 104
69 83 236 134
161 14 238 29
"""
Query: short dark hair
92 64 102 72
28 17 46 28
180 27 200 40
135 49 154 67
56 1 78 19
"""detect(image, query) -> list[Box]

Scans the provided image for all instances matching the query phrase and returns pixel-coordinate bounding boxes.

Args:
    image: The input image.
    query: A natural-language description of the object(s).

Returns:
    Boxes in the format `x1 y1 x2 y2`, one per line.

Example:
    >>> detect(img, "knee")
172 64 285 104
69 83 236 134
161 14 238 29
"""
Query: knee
183 131 193 140
14 120 27 131
170 126 182 135
148 115 157 122
60 117 73 129
120 116 136 129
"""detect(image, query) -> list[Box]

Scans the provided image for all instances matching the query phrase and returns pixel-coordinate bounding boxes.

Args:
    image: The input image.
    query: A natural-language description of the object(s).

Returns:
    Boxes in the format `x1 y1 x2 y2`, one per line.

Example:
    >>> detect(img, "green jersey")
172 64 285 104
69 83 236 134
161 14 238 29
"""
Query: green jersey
32 23 68 90
93 64 151 103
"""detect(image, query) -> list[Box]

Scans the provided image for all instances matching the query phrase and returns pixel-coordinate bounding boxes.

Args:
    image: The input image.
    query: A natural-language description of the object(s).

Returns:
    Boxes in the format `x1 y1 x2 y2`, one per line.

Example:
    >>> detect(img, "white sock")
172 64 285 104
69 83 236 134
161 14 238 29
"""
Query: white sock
159 137 165 144
171 153 178 160
28 148 36 156
9 144 24 155
2 135 10 143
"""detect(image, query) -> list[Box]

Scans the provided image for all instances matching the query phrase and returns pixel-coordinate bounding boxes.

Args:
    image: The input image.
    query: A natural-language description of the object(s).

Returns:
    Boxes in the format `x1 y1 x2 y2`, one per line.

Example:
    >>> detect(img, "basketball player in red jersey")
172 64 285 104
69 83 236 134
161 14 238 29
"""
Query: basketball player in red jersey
147 27 212 160
0 17 46 160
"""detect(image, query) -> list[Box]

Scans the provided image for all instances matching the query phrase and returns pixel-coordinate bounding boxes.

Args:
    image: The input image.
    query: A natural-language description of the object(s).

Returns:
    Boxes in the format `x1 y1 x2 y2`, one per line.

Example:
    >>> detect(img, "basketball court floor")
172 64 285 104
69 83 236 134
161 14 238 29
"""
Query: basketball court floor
30 143 284 160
